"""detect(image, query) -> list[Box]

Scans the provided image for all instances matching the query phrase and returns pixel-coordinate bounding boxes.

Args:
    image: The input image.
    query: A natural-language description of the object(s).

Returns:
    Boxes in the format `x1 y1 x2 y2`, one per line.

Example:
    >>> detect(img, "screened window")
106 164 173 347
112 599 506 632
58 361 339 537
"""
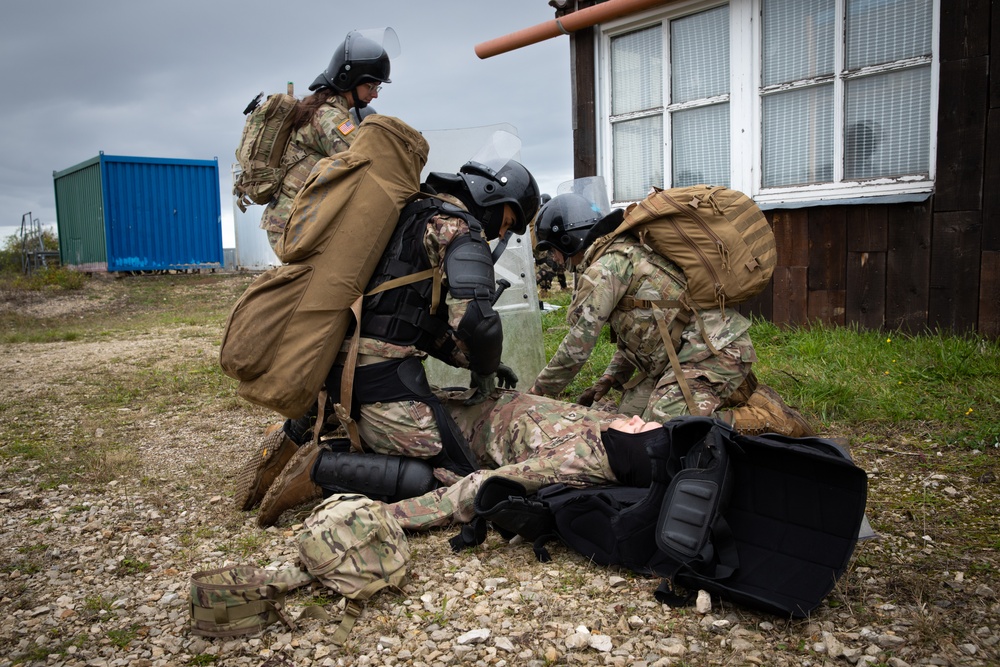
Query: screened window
607 7 730 202
669 6 730 188
609 26 663 201
601 0 936 205
760 0 933 188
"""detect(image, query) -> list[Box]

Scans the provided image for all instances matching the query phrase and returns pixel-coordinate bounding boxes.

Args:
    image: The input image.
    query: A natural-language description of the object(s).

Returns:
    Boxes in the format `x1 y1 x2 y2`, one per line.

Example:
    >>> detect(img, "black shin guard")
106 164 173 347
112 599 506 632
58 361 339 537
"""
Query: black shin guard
311 451 438 503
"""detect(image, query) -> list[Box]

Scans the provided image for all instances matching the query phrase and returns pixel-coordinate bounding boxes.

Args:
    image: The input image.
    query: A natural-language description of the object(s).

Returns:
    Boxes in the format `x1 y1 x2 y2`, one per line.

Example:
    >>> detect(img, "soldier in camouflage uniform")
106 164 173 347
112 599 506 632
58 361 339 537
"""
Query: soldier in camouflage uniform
256 387 662 530
260 29 392 249
386 389 621 530
248 159 541 527
534 247 568 292
527 188 813 437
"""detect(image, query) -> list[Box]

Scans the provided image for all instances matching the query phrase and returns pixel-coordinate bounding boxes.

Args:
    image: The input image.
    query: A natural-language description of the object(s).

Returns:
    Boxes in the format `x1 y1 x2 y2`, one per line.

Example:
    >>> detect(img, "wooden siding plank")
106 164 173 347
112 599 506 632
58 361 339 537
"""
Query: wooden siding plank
570 24 597 178
993 4 1000 108
929 211 983 333
807 290 846 327
737 281 773 322
940 0 991 62
934 57 989 212
979 251 1000 338
847 250 887 331
985 108 1000 252
846 205 888 252
808 206 847 291
769 209 809 266
771 266 808 326
886 202 932 333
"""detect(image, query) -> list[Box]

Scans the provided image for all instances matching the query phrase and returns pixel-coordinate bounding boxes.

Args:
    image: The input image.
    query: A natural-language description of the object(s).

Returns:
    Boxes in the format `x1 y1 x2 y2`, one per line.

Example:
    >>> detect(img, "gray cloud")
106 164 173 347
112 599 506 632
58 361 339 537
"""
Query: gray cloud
0 0 573 245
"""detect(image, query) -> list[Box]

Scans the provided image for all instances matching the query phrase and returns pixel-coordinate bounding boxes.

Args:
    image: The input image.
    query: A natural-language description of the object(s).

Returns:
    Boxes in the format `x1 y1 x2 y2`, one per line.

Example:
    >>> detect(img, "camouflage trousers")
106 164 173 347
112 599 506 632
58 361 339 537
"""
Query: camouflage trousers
387 391 617 530
617 334 755 422
356 399 465 486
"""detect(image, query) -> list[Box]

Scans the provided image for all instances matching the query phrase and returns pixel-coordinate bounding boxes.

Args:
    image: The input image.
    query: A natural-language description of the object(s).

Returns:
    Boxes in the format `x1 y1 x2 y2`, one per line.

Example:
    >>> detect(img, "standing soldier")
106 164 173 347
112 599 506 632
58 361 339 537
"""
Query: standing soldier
259 28 396 249
526 179 814 437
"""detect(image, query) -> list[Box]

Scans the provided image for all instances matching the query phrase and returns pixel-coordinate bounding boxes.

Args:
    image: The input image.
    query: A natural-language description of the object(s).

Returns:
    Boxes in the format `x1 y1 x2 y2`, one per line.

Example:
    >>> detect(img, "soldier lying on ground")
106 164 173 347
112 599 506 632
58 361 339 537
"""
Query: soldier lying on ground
243 387 808 530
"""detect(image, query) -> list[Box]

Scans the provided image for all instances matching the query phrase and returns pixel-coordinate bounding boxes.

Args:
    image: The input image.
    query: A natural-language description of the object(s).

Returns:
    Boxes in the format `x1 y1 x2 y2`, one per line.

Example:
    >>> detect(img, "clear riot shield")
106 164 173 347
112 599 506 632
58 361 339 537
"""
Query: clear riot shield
419 124 546 390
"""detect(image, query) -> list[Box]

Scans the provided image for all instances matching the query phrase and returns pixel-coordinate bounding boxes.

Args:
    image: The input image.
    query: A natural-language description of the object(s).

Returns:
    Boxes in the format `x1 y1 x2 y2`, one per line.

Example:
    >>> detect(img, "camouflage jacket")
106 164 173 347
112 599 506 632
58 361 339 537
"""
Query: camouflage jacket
531 237 752 396
259 95 357 235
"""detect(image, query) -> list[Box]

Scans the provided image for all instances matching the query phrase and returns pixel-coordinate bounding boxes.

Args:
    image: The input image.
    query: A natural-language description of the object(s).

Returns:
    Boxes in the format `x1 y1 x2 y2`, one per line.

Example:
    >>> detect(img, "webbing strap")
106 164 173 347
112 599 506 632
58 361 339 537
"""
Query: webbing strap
190 596 296 632
335 295 365 452
330 580 393 646
334 267 444 453
653 305 698 414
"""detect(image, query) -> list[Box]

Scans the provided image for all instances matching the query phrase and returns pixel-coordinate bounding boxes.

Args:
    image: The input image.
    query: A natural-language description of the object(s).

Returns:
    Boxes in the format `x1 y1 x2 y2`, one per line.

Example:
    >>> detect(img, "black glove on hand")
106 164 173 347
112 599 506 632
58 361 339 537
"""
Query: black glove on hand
464 370 497 406
577 375 615 407
496 363 518 389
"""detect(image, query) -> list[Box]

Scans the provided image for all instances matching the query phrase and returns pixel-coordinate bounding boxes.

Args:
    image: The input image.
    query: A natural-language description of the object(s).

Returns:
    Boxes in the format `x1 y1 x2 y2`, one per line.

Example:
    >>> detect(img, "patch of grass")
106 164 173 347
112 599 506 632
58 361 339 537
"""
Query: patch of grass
106 624 140 649
119 556 152 576
750 320 1000 449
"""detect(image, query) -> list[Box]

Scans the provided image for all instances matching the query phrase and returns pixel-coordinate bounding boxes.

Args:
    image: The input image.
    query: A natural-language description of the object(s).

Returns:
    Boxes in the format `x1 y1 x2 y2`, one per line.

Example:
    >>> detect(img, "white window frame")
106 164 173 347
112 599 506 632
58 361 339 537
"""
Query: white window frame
595 0 940 208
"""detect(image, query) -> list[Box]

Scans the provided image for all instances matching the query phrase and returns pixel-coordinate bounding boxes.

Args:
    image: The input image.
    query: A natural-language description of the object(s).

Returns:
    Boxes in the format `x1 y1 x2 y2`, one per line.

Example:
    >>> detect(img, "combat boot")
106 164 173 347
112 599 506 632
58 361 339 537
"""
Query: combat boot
233 426 299 512
725 384 816 438
257 441 324 528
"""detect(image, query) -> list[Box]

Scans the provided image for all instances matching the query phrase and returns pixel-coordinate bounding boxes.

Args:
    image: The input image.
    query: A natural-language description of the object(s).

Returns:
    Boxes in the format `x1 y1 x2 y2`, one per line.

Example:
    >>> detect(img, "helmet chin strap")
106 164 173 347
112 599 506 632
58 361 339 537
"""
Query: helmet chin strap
491 231 512 264
351 87 368 120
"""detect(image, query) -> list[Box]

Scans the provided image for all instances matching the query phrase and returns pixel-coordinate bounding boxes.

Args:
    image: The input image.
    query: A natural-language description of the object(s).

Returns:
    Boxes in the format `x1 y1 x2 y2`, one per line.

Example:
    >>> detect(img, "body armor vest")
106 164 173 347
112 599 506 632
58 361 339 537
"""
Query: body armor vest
360 198 473 351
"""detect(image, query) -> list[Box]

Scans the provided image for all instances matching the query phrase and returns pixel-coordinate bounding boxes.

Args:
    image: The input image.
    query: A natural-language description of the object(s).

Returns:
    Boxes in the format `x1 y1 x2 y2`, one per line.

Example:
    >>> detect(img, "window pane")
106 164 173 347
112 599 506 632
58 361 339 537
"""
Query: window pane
762 84 834 187
611 26 663 115
671 6 730 104
613 116 663 201
762 0 835 86
672 104 730 187
847 0 932 69
845 66 930 179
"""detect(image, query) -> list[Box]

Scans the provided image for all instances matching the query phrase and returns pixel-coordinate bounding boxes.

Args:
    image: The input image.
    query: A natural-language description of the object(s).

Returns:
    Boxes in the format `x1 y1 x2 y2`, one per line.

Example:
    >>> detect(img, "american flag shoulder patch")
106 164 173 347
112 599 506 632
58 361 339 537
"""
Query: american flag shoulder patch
337 119 356 135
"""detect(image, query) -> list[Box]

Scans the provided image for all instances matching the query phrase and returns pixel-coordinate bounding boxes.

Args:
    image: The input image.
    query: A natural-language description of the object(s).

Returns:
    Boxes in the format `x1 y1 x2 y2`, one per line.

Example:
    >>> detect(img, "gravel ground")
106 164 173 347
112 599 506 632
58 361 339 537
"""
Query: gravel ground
0 274 997 667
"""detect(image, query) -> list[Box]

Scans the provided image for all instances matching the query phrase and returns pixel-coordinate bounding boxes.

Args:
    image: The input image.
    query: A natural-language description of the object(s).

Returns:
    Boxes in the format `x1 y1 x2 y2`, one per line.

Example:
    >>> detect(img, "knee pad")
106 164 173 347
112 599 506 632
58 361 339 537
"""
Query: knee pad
311 451 437 503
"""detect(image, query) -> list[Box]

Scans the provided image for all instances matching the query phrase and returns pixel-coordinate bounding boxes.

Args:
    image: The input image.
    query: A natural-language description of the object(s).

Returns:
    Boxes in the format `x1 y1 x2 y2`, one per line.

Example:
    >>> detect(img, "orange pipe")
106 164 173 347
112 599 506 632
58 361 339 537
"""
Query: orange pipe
475 0 673 59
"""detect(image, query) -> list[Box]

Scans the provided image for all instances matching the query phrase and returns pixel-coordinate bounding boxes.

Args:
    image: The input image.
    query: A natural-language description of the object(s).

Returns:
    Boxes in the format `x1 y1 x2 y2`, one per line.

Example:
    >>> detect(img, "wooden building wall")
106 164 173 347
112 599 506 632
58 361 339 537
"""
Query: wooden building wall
570 0 999 338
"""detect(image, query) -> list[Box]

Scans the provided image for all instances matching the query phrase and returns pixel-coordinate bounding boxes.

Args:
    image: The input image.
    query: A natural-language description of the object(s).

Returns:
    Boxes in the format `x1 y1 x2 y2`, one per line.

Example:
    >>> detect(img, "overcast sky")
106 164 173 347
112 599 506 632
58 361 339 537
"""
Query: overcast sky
0 0 573 247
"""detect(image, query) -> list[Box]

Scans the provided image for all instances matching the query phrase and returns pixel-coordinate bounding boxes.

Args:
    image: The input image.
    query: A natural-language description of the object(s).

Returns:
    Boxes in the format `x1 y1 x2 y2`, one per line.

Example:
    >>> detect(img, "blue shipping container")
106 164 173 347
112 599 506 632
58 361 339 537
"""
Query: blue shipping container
53 152 223 272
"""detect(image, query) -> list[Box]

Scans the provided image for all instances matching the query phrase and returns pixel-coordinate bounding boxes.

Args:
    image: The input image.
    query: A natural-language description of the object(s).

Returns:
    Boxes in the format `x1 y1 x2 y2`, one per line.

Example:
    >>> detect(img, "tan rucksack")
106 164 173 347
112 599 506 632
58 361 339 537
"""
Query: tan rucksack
219 114 430 420
586 185 776 311
233 93 298 212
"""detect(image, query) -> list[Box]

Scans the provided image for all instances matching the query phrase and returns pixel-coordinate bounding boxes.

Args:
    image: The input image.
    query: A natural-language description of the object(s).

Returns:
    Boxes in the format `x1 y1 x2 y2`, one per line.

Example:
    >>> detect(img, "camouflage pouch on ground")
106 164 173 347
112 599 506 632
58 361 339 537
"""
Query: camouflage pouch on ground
189 564 311 637
297 493 410 644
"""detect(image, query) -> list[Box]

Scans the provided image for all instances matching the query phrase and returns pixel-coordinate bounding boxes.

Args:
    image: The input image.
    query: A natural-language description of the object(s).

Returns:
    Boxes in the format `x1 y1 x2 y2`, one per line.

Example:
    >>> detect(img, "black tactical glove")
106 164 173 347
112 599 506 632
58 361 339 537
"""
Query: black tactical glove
577 375 616 407
496 362 518 389
464 370 497 406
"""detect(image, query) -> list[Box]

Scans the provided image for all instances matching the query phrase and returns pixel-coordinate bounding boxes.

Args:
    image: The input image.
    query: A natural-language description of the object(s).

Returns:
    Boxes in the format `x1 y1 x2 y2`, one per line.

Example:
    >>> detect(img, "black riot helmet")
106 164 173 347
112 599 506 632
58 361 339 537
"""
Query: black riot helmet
534 193 605 257
457 159 540 239
309 29 394 95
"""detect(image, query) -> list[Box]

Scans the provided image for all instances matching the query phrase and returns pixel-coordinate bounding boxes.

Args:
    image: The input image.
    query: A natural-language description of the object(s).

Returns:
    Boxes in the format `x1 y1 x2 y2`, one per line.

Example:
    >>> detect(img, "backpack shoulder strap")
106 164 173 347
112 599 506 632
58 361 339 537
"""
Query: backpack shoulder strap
656 421 738 578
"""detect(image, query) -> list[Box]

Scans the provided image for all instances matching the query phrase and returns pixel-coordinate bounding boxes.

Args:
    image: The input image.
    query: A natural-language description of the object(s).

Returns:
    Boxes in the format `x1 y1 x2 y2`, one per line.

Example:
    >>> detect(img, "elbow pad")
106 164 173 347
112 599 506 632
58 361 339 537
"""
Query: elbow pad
458 302 502 375
443 234 495 299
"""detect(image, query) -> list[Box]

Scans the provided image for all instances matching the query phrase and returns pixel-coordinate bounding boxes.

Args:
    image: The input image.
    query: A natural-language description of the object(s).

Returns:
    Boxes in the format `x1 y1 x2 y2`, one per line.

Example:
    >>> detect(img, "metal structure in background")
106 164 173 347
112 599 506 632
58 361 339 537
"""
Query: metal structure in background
19 211 59 274
53 153 223 273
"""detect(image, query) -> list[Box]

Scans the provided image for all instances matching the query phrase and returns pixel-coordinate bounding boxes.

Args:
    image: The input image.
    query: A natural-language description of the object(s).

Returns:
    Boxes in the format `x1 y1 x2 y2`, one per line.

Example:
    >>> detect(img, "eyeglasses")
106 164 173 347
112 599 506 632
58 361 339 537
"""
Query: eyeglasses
366 82 383 94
